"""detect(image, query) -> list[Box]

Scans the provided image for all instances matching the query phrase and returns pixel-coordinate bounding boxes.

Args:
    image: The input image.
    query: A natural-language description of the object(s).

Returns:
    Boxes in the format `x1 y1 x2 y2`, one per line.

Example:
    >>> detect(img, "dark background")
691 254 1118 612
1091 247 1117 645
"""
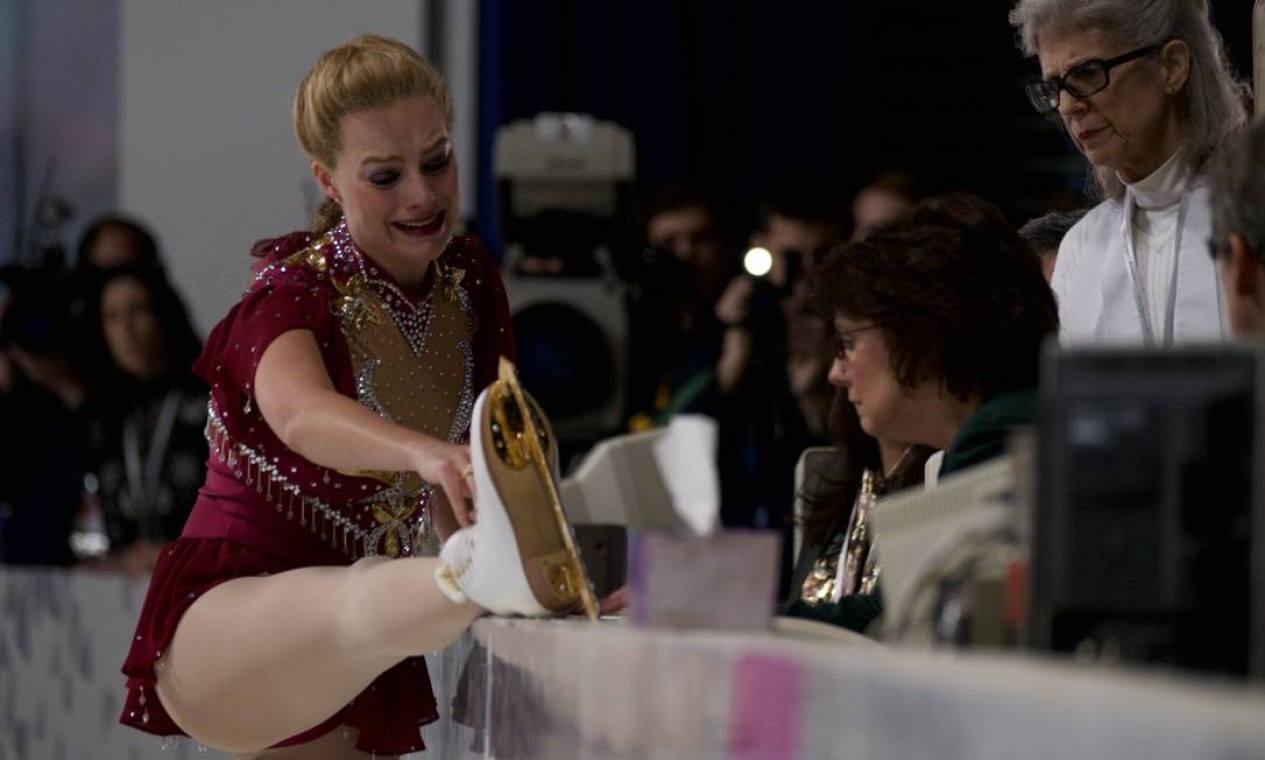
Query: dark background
477 0 1256 248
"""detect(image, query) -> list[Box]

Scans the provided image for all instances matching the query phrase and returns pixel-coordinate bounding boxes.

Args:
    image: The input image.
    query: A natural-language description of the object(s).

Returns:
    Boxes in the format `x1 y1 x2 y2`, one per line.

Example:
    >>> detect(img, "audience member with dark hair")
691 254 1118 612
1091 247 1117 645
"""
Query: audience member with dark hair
740 173 844 307
1 215 171 417
625 183 735 430
67 216 170 395
641 182 732 307
710 176 844 532
850 169 921 241
75 215 164 272
1019 208 1090 281
779 193 1056 633
79 266 208 576
814 192 1057 479
1207 117 1265 338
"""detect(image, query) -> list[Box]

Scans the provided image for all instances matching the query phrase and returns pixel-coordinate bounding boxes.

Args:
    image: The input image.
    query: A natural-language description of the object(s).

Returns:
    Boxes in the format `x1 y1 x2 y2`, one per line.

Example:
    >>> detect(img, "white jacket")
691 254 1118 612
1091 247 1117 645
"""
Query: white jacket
1051 153 1227 346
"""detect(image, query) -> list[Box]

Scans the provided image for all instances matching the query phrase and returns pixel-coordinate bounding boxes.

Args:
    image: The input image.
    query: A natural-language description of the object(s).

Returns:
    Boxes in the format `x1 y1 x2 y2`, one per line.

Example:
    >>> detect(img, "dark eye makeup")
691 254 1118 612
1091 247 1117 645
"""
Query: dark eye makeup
364 142 452 187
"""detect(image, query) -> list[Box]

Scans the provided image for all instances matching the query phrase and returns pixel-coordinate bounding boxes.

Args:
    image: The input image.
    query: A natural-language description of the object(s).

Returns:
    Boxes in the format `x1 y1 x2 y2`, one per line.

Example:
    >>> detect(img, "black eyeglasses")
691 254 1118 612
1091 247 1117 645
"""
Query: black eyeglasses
1025 43 1164 115
831 324 879 360
1207 237 1229 261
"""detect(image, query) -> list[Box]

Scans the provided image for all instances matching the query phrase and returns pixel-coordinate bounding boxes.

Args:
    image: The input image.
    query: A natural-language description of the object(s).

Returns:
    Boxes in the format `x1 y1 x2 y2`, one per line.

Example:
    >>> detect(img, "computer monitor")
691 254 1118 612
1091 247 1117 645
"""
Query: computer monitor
869 455 1016 643
1033 345 1265 679
558 421 717 598
559 428 682 529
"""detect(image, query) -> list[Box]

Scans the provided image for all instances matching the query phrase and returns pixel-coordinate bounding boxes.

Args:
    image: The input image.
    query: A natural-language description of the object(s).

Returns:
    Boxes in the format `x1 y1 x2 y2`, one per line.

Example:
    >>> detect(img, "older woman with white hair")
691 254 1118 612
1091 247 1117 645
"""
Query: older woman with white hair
1010 0 1250 345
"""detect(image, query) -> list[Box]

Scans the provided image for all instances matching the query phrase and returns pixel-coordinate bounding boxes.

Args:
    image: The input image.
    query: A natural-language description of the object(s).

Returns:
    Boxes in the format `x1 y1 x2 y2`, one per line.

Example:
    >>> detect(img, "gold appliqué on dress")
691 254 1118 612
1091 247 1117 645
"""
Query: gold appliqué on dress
332 273 382 337
370 499 419 558
437 260 466 304
800 445 916 605
219 221 476 559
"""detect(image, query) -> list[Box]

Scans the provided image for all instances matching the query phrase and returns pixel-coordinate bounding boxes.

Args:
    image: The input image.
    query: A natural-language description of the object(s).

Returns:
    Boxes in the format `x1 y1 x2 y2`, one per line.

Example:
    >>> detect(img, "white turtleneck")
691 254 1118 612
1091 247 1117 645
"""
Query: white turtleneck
1050 147 1226 346
1122 148 1187 341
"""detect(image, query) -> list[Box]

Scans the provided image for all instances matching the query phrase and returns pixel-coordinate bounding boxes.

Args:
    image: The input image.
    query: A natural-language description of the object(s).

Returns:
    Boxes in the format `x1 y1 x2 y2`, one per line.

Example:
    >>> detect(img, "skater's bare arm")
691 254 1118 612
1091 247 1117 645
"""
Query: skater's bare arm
254 328 473 525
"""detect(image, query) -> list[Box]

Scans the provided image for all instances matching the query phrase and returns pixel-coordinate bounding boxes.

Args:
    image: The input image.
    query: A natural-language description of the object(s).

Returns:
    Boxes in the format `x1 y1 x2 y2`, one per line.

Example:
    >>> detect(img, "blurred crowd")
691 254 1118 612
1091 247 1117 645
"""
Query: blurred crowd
1 216 206 575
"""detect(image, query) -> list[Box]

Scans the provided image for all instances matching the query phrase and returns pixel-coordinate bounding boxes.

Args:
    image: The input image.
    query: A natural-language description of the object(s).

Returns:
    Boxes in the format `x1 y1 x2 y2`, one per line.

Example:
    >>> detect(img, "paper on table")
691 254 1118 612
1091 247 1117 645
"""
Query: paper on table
650 415 720 536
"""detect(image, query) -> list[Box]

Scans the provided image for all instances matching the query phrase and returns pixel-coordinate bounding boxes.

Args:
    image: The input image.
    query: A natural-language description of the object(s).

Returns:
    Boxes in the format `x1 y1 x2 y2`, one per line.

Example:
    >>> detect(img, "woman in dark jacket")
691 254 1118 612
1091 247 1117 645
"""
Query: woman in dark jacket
782 192 1058 633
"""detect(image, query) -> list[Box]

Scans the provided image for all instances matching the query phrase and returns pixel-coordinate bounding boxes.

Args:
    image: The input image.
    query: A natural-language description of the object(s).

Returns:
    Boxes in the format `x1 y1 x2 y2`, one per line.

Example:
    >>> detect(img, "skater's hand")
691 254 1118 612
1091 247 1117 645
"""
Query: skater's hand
714 275 754 327
414 440 477 528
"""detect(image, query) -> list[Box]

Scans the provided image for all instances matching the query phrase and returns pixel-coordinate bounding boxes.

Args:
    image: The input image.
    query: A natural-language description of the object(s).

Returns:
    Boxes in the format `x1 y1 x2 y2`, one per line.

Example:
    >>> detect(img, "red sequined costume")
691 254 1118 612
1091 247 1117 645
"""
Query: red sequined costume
120 219 514 755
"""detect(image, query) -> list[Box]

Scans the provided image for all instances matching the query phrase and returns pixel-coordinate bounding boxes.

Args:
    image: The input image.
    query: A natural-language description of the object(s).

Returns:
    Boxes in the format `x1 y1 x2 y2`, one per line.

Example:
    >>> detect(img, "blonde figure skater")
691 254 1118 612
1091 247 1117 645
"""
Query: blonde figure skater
119 35 592 758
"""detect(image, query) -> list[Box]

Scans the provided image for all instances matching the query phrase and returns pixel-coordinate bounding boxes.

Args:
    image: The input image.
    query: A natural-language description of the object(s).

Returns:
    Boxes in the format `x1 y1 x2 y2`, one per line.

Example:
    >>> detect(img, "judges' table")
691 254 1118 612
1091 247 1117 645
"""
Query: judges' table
4 566 1264 759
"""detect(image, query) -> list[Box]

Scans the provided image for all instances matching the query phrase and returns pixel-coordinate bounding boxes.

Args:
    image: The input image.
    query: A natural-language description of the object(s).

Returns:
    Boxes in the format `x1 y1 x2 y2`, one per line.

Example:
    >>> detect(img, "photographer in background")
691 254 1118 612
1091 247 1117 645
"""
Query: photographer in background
715 176 845 531
0 269 85 566
625 183 737 430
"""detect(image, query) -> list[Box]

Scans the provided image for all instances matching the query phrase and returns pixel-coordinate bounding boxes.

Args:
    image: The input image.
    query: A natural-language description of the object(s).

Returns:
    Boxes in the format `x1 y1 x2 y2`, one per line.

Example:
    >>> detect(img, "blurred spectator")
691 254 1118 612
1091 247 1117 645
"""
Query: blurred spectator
80 266 207 576
68 216 170 395
1019 208 1089 282
748 174 845 399
850 170 921 241
625 184 737 430
0 216 168 414
784 299 834 438
0 264 88 411
710 176 844 586
0 276 83 566
1207 117 1265 337
75 215 164 271
743 173 844 307
643 183 731 306
710 175 844 448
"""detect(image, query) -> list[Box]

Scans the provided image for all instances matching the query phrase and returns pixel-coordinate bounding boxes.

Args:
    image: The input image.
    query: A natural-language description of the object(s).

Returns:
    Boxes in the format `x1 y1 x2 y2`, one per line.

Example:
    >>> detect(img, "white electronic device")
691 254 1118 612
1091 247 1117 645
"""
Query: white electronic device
559 428 684 529
869 455 1015 640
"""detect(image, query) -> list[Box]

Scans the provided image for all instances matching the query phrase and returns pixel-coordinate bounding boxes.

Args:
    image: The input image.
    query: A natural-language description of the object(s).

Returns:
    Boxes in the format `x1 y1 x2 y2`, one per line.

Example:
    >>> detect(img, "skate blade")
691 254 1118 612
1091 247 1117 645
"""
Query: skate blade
482 358 598 620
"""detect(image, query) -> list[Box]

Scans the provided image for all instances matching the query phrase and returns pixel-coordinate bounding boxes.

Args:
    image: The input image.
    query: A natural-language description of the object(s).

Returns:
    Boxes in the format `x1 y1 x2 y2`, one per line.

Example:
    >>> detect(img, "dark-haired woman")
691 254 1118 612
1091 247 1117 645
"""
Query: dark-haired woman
782 193 1059 633
814 193 1057 474
82 266 207 576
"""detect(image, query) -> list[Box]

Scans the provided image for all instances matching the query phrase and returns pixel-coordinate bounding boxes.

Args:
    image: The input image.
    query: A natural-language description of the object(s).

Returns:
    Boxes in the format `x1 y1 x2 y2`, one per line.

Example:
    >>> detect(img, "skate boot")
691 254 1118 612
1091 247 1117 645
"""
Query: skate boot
436 358 598 620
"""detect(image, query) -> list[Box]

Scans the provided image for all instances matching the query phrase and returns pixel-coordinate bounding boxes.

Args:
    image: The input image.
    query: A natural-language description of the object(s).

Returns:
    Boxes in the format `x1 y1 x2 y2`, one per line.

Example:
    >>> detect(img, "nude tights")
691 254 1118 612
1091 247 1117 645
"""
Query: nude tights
154 556 481 757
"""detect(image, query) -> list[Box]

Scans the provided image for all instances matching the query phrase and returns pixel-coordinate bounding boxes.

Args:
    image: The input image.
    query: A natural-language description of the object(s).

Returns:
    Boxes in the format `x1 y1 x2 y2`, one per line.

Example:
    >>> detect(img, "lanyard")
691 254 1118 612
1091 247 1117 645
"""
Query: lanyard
123 390 182 537
1120 187 1191 347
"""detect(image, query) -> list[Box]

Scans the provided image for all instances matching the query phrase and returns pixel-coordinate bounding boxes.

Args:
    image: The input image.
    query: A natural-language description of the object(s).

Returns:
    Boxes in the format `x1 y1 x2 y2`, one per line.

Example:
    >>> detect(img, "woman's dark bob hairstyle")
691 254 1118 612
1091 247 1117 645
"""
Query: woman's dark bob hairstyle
813 192 1059 403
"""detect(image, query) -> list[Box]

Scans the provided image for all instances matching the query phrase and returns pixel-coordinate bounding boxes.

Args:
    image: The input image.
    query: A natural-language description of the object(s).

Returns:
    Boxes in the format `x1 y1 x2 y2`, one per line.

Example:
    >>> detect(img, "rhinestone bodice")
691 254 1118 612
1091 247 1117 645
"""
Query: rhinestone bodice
198 220 493 559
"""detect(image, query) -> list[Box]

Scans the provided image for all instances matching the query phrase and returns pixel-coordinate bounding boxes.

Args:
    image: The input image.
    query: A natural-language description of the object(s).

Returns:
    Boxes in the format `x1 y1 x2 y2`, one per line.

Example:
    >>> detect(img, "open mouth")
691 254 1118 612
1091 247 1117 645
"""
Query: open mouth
393 211 446 237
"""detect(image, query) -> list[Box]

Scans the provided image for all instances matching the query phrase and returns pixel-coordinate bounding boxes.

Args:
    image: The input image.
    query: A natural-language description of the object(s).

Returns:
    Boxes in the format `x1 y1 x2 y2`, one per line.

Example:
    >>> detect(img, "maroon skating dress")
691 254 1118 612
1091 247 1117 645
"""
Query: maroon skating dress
119 219 514 755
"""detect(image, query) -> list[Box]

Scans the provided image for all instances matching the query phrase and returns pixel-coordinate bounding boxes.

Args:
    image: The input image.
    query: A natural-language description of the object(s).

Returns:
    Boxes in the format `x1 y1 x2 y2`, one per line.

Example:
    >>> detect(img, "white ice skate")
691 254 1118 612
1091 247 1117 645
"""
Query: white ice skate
436 358 598 620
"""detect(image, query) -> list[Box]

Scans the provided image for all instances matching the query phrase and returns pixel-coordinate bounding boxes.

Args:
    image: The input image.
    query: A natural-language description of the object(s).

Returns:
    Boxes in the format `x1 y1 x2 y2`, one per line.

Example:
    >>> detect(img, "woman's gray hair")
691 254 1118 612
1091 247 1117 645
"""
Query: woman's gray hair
1009 0 1250 200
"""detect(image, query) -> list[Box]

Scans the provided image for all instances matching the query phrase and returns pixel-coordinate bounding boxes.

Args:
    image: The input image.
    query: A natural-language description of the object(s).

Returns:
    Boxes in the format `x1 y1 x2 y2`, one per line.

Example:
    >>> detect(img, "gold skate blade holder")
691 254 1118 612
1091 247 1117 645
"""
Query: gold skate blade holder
493 357 599 621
